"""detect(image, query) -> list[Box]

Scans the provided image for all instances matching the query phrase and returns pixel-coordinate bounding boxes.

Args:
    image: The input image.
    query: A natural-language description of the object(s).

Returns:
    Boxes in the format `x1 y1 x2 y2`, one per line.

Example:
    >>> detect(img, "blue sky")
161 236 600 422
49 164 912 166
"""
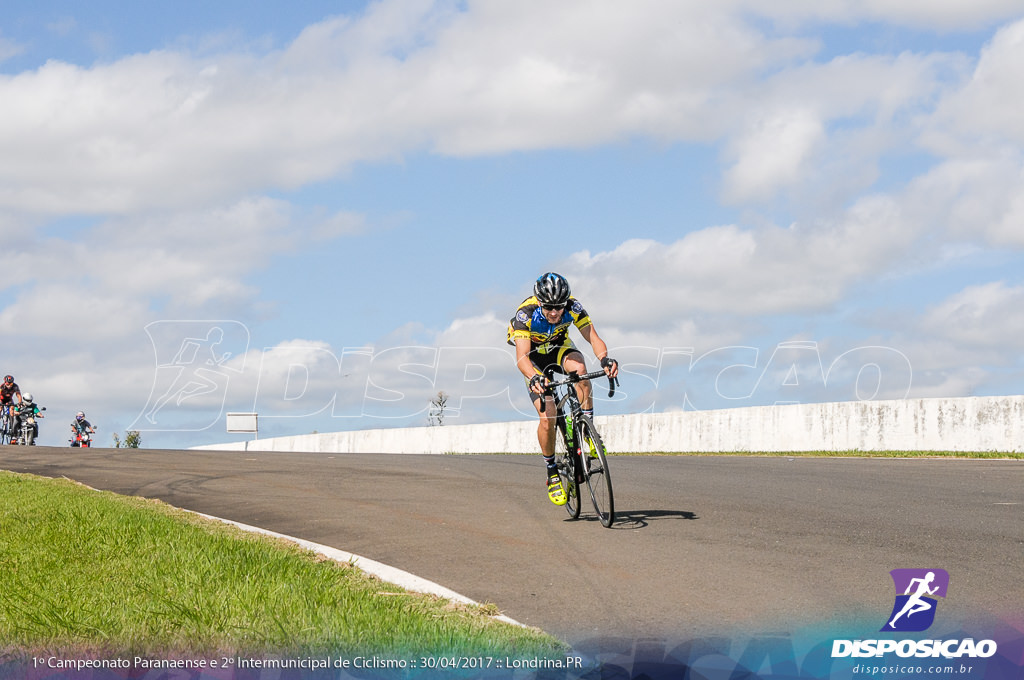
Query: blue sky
2 1 1024 447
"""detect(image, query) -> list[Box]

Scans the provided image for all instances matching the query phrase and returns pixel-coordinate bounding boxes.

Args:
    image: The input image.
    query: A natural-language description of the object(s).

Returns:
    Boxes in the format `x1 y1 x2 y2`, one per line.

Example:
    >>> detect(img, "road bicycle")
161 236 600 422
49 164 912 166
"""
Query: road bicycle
0 404 12 445
544 367 618 528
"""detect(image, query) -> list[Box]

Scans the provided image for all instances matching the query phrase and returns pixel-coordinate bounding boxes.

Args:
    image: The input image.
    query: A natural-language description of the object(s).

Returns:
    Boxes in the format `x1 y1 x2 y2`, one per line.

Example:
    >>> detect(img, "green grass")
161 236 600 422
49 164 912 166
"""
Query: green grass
0 471 565 658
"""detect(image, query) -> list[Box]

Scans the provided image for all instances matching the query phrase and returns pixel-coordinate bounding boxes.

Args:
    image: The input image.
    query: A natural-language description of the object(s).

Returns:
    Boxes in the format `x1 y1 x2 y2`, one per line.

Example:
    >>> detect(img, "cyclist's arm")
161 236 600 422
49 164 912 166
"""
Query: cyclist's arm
579 324 618 378
581 323 610 372
514 337 546 394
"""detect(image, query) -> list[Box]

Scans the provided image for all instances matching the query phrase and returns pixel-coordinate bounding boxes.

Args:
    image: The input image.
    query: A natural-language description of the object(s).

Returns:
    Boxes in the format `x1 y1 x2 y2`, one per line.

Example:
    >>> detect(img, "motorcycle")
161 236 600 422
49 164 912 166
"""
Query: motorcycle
70 427 95 448
16 406 44 446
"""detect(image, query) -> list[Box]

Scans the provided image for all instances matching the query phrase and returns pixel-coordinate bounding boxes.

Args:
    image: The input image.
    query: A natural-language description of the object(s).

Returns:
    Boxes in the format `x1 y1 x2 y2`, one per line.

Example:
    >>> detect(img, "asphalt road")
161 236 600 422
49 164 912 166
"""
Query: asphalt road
0 446 1021 647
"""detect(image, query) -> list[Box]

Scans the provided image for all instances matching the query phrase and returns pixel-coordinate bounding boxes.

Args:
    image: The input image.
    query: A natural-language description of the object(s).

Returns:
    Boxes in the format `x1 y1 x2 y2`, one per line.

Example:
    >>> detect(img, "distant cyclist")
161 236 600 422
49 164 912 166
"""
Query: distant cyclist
507 272 618 505
1 375 22 409
1 375 22 423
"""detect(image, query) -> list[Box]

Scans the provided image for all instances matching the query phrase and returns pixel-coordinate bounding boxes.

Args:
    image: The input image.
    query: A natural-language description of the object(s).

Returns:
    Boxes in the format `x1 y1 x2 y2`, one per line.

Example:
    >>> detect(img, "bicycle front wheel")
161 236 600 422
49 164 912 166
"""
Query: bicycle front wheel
577 415 614 527
554 417 581 519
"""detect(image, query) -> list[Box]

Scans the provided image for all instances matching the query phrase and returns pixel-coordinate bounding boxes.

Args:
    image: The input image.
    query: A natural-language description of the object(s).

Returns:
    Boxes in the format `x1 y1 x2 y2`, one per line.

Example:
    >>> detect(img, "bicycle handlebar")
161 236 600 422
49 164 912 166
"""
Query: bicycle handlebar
543 369 618 398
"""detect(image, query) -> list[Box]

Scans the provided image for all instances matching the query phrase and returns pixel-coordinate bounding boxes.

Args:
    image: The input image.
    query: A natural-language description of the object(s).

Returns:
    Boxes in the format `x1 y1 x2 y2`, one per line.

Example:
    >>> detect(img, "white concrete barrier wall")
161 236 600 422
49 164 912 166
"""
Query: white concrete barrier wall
193 395 1024 454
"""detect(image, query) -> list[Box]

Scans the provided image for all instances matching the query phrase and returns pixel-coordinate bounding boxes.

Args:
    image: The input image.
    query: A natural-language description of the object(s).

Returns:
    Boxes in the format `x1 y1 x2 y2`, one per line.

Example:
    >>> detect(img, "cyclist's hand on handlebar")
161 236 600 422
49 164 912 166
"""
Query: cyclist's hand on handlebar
600 357 619 379
529 374 548 395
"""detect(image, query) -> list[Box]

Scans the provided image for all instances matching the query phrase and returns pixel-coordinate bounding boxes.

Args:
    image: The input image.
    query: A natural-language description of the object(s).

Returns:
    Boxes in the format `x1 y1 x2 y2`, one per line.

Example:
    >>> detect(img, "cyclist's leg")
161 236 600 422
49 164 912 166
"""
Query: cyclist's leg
526 347 560 456
530 382 558 457
560 349 593 410
537 395 568 505
525 349 567 505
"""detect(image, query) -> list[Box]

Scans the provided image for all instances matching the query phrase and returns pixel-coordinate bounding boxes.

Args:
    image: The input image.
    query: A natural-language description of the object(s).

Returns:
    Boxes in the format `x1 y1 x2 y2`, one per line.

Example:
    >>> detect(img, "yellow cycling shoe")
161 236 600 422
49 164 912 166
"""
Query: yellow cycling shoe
547 474 568 506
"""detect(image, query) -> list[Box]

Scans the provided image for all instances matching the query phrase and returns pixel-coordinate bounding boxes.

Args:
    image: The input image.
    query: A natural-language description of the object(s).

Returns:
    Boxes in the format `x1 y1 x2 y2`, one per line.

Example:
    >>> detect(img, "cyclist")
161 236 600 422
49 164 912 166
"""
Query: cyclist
507 272 618 505
0 375 22 439
70 411 96 446
1 375 21 409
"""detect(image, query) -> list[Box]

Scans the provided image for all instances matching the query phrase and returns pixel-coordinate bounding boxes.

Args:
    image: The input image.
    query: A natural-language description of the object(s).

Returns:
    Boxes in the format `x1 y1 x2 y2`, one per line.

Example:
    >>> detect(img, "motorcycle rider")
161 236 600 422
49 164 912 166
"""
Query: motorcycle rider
14 393 43 444
70 411 96 447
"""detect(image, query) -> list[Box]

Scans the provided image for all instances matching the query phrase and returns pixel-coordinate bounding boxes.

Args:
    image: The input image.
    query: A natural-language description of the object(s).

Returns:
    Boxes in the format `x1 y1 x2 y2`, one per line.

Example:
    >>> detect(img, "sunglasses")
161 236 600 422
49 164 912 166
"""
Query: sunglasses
540 304 565 312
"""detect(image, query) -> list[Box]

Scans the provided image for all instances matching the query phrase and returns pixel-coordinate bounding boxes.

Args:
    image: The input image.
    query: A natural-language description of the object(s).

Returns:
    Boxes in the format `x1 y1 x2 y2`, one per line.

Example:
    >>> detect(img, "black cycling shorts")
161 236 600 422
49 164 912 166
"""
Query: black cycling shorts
525 342 583 402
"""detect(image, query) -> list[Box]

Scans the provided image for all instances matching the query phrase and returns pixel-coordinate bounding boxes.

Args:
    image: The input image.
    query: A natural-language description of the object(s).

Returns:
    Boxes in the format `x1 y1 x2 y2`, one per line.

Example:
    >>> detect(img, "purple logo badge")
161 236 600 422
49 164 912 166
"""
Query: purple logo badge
881 569 949 632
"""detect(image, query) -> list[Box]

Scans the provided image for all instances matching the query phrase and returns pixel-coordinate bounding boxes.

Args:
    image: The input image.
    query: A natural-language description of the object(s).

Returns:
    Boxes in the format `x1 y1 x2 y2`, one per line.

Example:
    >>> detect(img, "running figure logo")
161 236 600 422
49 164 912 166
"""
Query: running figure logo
132 321 249 431
881 569 949 632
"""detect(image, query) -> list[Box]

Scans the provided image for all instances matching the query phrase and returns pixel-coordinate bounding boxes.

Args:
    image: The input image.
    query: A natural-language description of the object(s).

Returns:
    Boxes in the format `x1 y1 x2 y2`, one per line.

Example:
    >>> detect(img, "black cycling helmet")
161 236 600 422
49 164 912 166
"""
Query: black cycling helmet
534 272 571 307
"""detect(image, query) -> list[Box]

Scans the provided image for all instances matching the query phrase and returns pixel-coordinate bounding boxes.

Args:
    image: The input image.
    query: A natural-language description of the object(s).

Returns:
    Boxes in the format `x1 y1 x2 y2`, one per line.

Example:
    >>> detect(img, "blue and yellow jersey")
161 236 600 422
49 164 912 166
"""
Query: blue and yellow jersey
506 296 592 353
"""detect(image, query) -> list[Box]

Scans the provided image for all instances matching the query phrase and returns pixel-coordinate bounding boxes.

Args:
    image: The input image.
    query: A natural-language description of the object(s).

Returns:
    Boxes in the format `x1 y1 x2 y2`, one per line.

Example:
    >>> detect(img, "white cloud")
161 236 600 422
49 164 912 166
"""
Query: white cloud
854 0 1023 29
414 2 817 154
903 156 1024 248
923 18 1024 153
744 0 1024 31
921 281 1024 351
0 197 296 329
723 109 825 202
0 1 998 225
562 191 913 330
0 34 24 63
720 50 967 209
0 2 822 216
309 211 368 241
0 282 147 339
190 323 524 429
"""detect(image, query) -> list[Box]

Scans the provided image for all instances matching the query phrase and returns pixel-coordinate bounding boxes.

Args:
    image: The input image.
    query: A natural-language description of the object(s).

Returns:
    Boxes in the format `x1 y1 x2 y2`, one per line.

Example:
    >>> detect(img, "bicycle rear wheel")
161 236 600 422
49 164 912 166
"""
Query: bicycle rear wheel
554 416 581 519
577 415 614 527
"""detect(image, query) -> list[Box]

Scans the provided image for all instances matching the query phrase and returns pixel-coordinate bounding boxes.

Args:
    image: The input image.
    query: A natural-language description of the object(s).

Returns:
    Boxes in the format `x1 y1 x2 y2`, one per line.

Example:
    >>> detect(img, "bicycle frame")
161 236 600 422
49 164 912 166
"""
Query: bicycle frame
0 404 12 445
